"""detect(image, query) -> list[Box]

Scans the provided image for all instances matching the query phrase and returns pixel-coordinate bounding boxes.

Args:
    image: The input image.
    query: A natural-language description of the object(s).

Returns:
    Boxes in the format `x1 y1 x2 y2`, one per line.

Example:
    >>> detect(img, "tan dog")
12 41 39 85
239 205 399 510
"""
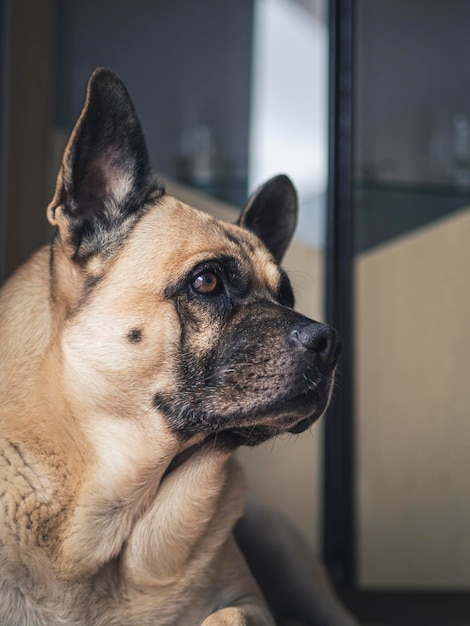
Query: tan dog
0 69 342 625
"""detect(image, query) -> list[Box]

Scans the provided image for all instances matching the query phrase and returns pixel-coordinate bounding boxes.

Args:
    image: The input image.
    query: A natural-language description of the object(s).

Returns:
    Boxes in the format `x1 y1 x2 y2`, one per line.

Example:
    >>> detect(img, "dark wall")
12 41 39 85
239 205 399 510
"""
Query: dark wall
0 0 7 282
353 0 470 252
56 0 254 203
355 0 470 186
2 0 57 281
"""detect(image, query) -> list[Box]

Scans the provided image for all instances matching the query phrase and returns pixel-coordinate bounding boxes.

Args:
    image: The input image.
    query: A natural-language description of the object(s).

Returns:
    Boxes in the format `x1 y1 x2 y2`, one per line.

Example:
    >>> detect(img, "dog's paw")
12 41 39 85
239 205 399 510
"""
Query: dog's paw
201 608 244 625
201 606 272 626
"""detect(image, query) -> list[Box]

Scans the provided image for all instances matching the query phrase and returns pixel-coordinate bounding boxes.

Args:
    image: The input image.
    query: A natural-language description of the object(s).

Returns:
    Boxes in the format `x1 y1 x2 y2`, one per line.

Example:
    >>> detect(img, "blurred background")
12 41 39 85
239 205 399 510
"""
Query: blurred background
2 1 470 623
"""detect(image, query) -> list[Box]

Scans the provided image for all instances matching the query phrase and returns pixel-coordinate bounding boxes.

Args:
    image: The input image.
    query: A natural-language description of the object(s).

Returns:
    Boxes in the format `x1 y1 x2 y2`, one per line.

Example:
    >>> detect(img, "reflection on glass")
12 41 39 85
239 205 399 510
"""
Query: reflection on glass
249 0 328 250
240 0 329 549
354 0 470 588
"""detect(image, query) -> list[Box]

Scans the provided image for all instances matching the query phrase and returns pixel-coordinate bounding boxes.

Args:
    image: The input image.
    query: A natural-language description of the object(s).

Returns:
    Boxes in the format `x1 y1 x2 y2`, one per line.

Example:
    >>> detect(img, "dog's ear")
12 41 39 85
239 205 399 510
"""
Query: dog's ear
47 67 162 260
238 175 297 263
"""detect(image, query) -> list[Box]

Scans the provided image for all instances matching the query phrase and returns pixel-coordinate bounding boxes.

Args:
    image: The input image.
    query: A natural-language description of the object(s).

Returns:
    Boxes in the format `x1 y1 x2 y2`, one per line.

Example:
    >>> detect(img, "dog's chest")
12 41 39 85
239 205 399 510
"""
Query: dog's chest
0 438 65 553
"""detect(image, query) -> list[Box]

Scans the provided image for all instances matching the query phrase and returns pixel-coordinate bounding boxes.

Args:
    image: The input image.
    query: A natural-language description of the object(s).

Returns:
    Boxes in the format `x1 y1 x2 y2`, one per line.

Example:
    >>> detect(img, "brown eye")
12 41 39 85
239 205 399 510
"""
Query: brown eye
192 271 222 295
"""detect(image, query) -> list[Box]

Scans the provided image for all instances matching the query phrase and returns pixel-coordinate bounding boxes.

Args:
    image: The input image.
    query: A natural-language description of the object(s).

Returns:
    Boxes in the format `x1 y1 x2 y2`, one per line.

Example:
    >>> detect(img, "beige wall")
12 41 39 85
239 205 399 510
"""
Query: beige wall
356 207 470 588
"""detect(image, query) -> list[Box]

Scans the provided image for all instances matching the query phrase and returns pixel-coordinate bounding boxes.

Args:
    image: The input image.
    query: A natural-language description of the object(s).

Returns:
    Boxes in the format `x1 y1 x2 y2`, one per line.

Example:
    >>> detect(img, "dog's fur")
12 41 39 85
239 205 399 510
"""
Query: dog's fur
0 69 343 625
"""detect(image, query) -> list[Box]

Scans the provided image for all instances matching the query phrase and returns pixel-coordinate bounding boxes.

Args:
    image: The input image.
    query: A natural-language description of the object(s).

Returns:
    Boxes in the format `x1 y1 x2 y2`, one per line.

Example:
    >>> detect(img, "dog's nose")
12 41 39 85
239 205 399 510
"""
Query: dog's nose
290 322 341 367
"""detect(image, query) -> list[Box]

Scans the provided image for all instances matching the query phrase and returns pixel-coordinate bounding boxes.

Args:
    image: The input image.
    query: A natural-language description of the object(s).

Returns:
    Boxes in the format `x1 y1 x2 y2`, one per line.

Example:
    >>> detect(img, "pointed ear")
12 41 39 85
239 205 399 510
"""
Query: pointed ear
238 175 297 263
47 67 163 260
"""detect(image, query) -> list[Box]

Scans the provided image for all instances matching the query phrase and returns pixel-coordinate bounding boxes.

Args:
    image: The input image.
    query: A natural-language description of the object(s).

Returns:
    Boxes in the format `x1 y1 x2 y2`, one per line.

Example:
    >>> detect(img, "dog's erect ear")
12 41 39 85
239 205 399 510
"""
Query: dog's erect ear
47 67 162 259
238 175 297 263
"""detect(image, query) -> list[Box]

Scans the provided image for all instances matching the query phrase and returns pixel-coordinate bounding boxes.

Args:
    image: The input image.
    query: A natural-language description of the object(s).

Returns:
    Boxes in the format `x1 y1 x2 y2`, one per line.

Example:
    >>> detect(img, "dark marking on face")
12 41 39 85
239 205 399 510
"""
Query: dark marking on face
219 224 256 255
154 388 313 447
85 273 103 293
69 193 162 266
153 241 339 448
49 236 56 278
278 268 295 308
63 271 106 320
154 295 338 446
127 329 143 343
165 256 255 333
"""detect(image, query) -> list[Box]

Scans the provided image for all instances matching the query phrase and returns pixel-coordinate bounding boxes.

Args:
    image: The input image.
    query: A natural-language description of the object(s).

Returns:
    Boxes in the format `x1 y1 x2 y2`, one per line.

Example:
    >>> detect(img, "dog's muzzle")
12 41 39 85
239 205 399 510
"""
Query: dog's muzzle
154 303 342 446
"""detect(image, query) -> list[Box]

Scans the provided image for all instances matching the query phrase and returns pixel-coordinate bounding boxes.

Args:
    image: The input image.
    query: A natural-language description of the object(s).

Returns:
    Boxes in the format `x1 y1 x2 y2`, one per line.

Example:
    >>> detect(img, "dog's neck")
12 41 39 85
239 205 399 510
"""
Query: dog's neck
0 246 87 470
0 249 245 586
58 428 245 586
0 248 53 388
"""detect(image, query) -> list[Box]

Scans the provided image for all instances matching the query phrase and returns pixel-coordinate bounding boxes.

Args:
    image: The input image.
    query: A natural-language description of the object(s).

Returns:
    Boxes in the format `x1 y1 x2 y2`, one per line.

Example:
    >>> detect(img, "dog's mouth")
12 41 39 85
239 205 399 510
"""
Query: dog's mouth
156 364 336 481
161 430 253 481
156 376 331 435
162 406 322 480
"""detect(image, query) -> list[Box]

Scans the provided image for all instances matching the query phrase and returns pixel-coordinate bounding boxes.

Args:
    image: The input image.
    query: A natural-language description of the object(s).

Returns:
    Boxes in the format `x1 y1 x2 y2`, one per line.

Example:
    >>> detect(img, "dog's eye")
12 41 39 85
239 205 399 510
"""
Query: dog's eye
192 271 223 295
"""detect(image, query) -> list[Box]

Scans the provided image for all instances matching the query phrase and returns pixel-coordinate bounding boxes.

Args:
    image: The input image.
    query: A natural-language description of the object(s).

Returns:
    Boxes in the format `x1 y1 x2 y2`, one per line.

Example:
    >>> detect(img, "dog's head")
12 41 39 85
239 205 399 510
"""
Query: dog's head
47 69 340 460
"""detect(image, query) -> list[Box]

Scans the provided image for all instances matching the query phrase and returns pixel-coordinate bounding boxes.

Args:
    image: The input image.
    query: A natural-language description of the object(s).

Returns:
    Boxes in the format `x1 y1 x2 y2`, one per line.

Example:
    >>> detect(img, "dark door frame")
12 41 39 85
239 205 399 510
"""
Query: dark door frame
324 0 355 588
0 0 57 286
0 0 8 285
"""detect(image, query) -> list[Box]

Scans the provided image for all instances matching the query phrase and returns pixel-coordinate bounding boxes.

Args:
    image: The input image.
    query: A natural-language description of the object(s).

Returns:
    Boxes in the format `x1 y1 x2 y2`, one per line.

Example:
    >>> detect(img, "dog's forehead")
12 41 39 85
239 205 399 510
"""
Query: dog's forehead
122 196 281 288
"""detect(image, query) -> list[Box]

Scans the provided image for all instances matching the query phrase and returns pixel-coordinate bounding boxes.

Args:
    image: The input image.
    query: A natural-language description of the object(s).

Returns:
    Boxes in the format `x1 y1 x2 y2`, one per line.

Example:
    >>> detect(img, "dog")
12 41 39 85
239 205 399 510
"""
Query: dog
0 68 344 625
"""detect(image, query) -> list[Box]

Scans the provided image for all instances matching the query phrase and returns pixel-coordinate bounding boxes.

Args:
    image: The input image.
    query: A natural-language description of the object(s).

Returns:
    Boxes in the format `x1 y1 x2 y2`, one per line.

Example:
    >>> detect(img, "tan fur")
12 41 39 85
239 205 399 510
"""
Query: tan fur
0 69 341 625
0 196 276 625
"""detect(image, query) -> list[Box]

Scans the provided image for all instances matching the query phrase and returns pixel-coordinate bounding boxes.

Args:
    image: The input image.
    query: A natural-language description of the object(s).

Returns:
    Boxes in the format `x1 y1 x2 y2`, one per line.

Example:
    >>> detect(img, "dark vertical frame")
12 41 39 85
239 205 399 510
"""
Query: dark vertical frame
323 0 355 587
0 0 10 285
1 0 57 282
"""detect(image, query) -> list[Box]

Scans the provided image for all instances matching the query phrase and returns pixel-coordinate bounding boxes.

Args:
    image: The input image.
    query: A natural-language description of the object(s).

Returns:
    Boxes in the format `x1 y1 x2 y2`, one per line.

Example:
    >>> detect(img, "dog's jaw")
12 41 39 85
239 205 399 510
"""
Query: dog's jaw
152 287 340 447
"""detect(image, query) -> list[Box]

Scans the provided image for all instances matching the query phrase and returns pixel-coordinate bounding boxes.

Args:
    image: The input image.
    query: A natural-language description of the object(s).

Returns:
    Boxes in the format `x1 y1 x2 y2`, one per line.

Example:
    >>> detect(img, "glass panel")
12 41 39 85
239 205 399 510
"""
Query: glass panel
354 0 470 588
249 0 328 252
